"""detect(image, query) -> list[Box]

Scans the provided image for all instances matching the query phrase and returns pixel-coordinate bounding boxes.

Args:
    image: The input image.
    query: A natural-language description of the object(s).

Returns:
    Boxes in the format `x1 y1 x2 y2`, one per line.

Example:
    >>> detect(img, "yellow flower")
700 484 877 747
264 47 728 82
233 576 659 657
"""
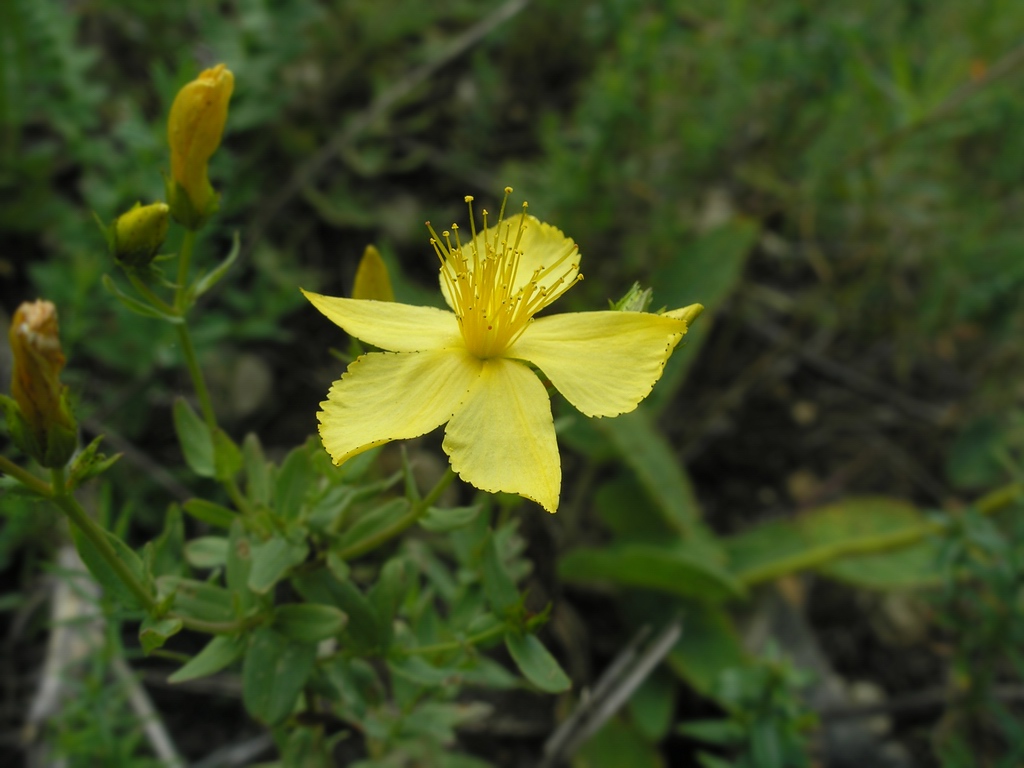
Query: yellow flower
303 189 701 512
167 63 234 227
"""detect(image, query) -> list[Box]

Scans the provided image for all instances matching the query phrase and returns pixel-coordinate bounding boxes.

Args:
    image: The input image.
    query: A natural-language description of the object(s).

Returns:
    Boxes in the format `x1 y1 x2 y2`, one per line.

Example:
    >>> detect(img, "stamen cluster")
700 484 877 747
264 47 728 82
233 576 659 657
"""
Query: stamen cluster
427 187 582 359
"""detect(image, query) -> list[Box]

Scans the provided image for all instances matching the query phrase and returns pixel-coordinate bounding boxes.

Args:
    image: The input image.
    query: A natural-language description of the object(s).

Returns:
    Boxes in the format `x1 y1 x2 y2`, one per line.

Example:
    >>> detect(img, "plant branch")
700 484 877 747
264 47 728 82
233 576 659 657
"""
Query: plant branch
127 272 176 315
402 620 507 656
49 468 158 613
737 482 1024 587
336 467 457 560
0 454 51 496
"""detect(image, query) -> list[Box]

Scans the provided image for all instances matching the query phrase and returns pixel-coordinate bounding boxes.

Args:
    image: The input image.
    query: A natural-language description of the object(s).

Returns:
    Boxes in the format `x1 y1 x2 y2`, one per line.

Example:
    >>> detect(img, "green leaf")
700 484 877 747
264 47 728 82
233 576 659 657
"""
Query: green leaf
226 520 253 595
183 498 236 529
139 615 183 655
505 632 571 693
368 556 413 646
696 753 736 768
173 398 214 478
275 445 314 521
248 534 310 594
820 537 945 590
243 627 316 725
751 719 784 768
336 497 410 552
418 504 482 532
169 634 246 683
191 230 241 298
274 604 347 643
573 717 665 768
101 274 182 322
213 428 242 482
157 576 235 623
559 543 745 602
667 603 747 698
326 551 350 582
293 570 382 651
594 476 676 540
724 497 933 586
184 536 229 569
598 409 722 557
629 668 675 742
242 433 271 506
677 719 745 746
70 524 149 609
388 656 462 687
280 726 333 768
399 701 491 744
148 504 185 578
481 531 518 614
648 219 759 410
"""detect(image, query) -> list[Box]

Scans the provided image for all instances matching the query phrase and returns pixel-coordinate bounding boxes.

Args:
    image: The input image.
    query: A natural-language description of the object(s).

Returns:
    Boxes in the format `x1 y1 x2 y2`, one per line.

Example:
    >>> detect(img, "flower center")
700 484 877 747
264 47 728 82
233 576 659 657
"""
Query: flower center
428 188 582 359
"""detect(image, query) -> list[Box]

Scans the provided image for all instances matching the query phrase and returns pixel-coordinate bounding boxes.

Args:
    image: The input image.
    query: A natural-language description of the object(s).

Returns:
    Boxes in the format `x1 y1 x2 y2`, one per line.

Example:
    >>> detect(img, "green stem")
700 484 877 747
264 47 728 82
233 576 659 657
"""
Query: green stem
0 454 51 496
176 613 265 635
172 228 215 428
169 231 253 517
50 468 158 613
127 272 176 316
737 483 1024 587
174 323 217 431
401 621 506 656
975 482 1022 516
175 229 196 315
336 468 457 560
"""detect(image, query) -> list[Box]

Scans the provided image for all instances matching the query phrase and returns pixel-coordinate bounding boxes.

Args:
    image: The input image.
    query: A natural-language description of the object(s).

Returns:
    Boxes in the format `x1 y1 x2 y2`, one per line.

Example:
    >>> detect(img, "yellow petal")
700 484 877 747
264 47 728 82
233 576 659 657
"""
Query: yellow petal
507 311 689 418
319 348 481 465
440 214 580 313
302 290 462 352
443 359 561 513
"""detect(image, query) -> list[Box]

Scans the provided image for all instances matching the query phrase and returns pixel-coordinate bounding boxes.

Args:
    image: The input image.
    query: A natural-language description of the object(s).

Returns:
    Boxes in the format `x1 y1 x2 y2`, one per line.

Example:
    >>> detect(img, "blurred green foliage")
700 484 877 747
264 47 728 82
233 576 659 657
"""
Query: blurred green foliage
6 0 1024 765
932 506 1024 765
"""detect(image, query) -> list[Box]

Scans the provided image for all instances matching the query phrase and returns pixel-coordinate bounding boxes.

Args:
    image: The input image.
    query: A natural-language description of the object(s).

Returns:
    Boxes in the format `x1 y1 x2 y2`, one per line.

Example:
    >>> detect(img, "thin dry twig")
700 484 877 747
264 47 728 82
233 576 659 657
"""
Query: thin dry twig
540 619 683 768
24 546 185 768
190 733 275 768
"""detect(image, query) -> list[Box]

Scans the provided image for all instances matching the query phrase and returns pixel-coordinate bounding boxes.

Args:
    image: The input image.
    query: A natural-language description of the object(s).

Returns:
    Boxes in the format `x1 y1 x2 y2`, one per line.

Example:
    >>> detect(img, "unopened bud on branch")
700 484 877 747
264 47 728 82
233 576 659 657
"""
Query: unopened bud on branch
3 301 77 467
167 64 234 229
112 202 170 267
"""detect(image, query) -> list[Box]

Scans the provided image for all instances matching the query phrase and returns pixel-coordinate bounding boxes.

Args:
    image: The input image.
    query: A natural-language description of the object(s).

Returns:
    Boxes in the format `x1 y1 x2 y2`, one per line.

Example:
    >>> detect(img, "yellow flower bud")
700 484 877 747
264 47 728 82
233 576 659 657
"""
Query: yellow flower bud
167 63 234 229
351 245 395 302
113 202 170 267
6 300 77 467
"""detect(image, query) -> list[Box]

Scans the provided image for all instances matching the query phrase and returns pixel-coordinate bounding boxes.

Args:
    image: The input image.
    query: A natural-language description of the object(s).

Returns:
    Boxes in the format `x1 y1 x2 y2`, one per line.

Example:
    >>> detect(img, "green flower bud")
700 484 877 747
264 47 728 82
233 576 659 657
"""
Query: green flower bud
611 281 654 313
112 202 170 267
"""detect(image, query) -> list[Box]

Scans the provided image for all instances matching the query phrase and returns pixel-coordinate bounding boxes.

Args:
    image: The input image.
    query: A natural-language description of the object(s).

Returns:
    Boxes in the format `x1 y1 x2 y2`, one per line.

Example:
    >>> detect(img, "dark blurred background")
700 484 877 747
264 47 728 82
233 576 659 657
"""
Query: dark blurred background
3 1 1024 765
